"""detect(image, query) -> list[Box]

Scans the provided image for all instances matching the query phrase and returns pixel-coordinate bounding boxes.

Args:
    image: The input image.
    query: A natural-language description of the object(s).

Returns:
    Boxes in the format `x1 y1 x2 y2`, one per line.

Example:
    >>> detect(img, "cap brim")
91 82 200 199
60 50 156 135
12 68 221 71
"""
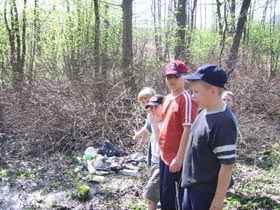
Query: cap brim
182 74 201 80
165 71 182 77
145 102 160 109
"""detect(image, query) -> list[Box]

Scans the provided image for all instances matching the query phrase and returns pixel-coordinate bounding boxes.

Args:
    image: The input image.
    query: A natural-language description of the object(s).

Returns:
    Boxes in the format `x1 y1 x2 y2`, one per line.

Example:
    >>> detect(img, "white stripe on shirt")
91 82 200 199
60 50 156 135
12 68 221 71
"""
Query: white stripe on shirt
213 144 237 154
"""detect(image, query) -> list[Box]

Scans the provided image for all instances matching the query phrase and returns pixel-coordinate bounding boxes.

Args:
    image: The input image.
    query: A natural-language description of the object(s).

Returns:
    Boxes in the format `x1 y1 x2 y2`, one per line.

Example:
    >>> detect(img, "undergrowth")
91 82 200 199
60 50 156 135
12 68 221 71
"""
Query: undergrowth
0 67 279 209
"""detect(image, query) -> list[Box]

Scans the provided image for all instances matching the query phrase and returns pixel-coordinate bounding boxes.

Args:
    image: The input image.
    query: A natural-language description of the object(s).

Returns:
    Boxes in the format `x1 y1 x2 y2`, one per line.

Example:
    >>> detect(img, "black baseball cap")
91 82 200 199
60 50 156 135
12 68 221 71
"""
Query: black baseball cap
145 94 164 109
183 64 227 88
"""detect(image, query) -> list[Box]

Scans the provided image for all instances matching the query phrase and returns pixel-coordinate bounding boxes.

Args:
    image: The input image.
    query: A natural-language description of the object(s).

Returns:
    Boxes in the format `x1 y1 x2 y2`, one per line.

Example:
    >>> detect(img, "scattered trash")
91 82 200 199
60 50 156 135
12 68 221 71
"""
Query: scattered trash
93 155 111 171
87 160 96 174
119 169 140 177
130 152 146 163
97 140 121 157
83 175 105 183
74 143 146 182
84 147 97 159
74 156 85 172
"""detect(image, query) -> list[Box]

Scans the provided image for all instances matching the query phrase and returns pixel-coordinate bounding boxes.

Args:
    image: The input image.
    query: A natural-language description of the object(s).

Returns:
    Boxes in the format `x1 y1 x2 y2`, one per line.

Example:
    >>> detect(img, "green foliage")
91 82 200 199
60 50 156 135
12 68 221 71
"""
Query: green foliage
0 168 9 181
256 149 280 170
247 23 280 74
189 29 220 64
225 192 280 210
127 198 146 210
75 185 90 201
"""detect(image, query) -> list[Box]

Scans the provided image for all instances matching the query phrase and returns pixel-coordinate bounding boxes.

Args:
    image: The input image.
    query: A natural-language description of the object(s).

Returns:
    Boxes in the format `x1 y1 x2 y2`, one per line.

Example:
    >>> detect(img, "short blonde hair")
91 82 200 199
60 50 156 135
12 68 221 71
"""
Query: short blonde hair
137 87 156 102
191 80 224 95
222 91 235 103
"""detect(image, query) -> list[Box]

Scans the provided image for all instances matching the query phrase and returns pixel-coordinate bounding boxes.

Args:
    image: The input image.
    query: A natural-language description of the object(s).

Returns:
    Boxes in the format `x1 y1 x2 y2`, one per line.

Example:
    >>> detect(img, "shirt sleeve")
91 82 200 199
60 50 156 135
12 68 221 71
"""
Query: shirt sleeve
210 117 237 165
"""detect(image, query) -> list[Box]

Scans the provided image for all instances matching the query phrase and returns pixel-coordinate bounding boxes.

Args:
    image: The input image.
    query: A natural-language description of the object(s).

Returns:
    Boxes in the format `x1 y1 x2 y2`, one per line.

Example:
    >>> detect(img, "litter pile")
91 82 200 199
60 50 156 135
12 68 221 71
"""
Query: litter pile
74 140 147 182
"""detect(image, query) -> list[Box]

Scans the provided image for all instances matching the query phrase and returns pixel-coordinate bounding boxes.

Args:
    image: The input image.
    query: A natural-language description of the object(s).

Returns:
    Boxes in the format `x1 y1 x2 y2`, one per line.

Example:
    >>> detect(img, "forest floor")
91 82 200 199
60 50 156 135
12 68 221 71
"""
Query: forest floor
0 132 279 210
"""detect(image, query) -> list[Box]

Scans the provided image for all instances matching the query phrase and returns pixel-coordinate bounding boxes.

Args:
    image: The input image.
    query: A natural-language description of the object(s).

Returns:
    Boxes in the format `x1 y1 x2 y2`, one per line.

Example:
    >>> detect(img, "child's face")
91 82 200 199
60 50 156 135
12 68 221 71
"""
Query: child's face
190 81 212 109
165 75 185 92
222 94 234 108
150 104 163 120
139 98 149 109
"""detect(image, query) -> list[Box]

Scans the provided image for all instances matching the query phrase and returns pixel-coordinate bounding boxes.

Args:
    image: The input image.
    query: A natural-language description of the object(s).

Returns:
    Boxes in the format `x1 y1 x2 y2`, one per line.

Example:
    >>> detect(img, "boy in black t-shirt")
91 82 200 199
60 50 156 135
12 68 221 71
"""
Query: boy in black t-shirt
181 64 238 210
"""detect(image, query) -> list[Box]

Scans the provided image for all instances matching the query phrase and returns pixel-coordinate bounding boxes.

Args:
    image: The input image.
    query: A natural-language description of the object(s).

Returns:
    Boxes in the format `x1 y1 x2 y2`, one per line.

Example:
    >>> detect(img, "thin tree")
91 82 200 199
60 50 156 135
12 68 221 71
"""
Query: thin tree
152 0 163 60
229 0 236 34
93 0 100 78
226 0 251 75
216 0 223 35
174 0 187 61
122 0 135 89
3 0 27 92
28 0 40 87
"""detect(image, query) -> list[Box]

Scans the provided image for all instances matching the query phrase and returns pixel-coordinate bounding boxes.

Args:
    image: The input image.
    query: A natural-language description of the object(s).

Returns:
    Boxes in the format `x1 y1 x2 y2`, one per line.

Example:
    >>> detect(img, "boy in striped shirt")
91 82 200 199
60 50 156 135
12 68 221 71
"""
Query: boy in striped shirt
182 64 238 210
159 60 197 210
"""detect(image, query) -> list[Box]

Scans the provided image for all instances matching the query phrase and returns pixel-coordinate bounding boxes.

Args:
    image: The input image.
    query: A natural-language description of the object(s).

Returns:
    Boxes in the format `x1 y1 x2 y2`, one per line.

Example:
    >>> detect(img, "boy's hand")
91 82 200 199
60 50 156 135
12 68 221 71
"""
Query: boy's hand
169 157 183 172
132 129 139 140
209 198 223 210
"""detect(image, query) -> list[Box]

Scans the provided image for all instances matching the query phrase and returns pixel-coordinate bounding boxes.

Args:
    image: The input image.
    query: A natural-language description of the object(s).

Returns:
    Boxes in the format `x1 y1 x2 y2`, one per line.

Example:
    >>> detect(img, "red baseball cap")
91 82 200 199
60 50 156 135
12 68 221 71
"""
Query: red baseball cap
165 60 189 76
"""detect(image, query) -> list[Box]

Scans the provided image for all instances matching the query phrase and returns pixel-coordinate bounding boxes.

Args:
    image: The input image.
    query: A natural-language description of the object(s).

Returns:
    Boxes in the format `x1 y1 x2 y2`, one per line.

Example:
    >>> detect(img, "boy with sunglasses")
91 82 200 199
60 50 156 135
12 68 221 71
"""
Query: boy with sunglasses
159 60 197 210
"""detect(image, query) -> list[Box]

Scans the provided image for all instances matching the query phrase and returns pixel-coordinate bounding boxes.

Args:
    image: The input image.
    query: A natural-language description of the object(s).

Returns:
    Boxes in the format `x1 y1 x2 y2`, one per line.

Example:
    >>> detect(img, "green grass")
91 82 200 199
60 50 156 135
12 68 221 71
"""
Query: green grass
225 147 280 209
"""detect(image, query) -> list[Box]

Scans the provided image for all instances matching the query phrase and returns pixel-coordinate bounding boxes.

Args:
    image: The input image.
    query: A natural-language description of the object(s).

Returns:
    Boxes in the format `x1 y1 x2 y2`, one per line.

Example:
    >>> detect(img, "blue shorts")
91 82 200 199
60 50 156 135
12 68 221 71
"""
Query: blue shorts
160 159 184 210
182 187 214 210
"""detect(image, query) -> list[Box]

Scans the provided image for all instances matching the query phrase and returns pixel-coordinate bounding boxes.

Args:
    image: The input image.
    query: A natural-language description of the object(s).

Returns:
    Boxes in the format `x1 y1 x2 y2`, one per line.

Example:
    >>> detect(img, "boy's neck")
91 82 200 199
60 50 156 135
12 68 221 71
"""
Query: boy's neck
206 99 224 112
171 87 184 96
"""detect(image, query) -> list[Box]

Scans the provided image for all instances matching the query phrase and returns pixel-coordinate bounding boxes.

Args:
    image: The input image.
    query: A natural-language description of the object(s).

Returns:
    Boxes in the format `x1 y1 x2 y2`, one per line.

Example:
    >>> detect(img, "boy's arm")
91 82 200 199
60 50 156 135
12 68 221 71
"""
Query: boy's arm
133 127 149 150
169 125 191 172
133 126 149 140
150 112 160 142
210 164 234 210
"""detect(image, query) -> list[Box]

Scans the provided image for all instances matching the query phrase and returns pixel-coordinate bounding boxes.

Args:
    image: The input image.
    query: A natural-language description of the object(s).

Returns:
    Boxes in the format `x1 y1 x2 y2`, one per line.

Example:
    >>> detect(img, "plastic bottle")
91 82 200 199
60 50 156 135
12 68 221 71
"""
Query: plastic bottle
83 175 105 183
119 169 140 176
87 160 96 174
74 156 84 172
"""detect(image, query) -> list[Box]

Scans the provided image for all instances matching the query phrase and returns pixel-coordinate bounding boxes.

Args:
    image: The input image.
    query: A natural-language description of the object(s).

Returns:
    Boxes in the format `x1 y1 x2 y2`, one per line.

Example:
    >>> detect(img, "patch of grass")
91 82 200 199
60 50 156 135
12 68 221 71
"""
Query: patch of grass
256 149 280 170
75 185 90 201
128 198 146 210
225 192 280 209
0 168 9 181
228 152 280 209
20 171 36 179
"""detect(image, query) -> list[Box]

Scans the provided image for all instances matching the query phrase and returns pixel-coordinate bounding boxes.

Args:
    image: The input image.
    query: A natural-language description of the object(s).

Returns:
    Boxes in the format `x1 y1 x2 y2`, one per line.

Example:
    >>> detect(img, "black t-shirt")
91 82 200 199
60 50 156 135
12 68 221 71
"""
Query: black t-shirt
181 105 238 193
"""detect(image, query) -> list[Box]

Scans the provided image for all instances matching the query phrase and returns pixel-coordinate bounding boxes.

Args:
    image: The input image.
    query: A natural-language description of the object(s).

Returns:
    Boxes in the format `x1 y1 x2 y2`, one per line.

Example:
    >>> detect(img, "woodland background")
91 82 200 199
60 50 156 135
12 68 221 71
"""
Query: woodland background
0 0 279 209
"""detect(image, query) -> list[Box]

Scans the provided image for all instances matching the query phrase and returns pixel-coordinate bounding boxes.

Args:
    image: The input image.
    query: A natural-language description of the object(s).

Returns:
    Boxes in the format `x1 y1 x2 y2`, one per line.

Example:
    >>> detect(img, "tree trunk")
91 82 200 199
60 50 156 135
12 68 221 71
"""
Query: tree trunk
28 0 40 87
186 0 197 60
122 0 135 89
101 4 109 79
174 0 187 61
3 0 26 92
94 0 100 78
153 0 163 60
229 0 236 34
216 0 223 35
226 0 251 75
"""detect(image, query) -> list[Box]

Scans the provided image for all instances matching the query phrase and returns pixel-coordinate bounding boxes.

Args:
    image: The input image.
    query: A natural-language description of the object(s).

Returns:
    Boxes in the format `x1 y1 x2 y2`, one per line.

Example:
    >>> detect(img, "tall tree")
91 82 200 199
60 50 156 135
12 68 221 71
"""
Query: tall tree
174 0 187 61
122 0 135 89
93 0 100 78
226 0 251 75
28 0 40 87
186 0 197 56
216 0 223 35
152 0 163 60
4 0 27 91
229 0 236 34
